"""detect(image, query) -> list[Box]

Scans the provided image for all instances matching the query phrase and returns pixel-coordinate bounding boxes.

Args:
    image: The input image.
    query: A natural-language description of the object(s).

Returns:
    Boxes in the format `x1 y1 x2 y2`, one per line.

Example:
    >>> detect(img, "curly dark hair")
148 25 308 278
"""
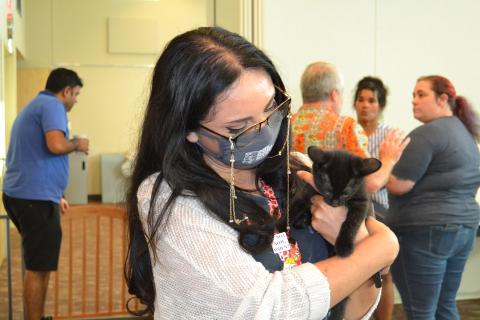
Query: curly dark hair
353 76 389 110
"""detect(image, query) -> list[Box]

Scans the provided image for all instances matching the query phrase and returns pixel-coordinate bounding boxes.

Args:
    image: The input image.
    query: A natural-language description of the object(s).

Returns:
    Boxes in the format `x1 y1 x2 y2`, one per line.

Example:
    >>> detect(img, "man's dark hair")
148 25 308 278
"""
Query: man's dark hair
45 68 83 93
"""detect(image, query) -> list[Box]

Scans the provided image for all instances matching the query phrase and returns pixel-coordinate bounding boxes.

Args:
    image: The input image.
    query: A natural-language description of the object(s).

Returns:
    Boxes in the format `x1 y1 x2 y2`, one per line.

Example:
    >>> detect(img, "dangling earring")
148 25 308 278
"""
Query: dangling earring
229 137 248 225
286 113 292 232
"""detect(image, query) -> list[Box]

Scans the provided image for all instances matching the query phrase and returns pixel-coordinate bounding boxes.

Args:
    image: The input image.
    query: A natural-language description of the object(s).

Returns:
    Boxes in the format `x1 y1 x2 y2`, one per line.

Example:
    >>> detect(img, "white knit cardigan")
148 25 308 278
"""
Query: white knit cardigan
137 173 379 319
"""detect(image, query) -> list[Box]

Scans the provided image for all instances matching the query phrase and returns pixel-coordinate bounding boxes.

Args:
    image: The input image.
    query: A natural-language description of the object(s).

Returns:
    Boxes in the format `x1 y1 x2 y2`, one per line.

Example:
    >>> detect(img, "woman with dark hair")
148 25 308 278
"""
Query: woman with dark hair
353 76 395 320
125 26 399 319
354 76 391 217
387 75 480 320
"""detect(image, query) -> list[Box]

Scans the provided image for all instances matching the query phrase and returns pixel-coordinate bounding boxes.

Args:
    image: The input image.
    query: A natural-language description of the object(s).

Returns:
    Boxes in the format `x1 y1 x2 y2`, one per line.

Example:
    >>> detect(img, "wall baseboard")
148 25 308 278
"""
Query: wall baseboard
87 194 101 202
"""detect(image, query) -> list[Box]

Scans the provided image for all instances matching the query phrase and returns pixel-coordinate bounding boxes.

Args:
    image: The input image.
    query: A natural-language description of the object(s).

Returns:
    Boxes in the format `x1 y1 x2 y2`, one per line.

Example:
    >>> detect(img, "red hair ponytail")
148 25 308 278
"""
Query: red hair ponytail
418 75 480 142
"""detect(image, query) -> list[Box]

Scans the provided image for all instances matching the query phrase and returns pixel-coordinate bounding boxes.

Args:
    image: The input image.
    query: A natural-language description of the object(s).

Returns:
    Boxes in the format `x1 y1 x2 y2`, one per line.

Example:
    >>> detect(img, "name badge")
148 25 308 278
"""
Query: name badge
272 232 291 254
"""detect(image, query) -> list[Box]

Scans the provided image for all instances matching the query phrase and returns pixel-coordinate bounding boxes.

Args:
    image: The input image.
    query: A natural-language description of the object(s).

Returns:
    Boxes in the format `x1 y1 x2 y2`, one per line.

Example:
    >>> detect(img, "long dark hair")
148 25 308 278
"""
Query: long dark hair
353 76 388 110
418 75 480 141
125 27 290 315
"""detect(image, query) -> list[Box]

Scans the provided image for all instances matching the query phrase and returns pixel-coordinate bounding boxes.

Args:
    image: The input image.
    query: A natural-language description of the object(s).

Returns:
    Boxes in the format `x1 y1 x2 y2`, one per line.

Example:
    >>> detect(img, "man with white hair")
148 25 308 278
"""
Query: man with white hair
291 60 409 194
291 61 369 157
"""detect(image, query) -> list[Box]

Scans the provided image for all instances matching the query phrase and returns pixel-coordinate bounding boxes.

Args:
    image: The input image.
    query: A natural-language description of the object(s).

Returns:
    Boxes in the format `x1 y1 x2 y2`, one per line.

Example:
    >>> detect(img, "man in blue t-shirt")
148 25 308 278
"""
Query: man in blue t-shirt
2 68 89 320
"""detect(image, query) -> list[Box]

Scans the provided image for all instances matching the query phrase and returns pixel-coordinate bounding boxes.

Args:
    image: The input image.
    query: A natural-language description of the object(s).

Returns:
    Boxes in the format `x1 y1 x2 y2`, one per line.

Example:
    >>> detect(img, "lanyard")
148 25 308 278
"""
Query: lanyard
260 180 302 270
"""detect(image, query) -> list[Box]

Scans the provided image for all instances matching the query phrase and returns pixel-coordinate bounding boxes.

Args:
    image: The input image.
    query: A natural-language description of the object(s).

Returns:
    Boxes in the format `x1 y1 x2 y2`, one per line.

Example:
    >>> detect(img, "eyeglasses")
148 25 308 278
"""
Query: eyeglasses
199 86 291 149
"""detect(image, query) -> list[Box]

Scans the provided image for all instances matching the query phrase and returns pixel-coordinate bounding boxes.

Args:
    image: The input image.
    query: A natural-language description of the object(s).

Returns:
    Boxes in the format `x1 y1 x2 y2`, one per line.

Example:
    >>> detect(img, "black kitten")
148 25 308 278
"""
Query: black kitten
290 146 381 320
292 146 381 256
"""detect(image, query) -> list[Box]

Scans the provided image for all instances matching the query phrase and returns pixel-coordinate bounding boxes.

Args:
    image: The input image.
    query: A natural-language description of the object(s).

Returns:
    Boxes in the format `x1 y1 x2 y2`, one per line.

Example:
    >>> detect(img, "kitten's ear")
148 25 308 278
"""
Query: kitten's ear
354 158 382 176
307 146 328 164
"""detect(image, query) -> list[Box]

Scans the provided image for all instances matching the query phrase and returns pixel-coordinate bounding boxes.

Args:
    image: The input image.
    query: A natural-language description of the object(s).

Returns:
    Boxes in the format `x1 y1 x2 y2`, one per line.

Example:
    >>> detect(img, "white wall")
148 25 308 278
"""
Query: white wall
376 0 480 133
262 0 480 301
262 0 375 117
262 0 480 134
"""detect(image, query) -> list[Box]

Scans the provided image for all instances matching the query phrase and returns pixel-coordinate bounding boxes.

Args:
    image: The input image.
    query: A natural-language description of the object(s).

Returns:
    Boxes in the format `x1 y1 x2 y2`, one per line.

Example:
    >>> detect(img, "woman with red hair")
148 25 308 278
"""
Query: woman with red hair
386 75 480 320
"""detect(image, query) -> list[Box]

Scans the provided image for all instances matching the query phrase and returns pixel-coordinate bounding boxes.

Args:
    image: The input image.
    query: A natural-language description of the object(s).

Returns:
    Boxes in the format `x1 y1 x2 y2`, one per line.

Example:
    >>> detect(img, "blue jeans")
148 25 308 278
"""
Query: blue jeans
391 224 477 320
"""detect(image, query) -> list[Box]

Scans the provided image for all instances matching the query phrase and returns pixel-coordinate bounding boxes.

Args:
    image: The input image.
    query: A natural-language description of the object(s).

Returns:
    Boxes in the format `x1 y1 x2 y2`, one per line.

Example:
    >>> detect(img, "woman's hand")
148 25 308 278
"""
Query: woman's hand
297 170 371 245
297 170 347 245
379 128 410 165
310 194 347 245
365 128 411 193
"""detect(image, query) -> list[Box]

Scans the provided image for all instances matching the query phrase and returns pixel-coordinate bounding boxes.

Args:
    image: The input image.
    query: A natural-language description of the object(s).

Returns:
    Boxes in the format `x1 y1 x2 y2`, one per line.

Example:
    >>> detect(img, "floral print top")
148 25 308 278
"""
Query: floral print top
291 104 369 158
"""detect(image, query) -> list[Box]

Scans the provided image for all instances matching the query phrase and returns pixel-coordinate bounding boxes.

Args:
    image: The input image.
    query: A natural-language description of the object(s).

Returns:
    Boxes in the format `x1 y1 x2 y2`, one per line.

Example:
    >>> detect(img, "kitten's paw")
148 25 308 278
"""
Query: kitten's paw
335 242 354 257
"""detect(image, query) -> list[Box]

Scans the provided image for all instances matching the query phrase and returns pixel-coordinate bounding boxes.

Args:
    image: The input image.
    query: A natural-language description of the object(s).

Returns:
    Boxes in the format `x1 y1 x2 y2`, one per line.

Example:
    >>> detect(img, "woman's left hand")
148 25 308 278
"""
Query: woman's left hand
309 194 347 245
297 170 372 246
297 170 347 245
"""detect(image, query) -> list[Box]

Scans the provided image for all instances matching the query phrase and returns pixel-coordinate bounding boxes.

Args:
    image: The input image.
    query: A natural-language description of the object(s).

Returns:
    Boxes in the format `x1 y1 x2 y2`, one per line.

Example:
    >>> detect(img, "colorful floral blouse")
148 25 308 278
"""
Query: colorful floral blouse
291 104 369 158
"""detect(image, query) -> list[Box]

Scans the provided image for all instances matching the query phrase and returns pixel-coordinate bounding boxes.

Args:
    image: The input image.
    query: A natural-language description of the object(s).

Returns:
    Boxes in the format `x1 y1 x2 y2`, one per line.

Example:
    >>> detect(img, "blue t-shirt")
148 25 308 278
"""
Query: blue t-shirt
3 91 69 203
